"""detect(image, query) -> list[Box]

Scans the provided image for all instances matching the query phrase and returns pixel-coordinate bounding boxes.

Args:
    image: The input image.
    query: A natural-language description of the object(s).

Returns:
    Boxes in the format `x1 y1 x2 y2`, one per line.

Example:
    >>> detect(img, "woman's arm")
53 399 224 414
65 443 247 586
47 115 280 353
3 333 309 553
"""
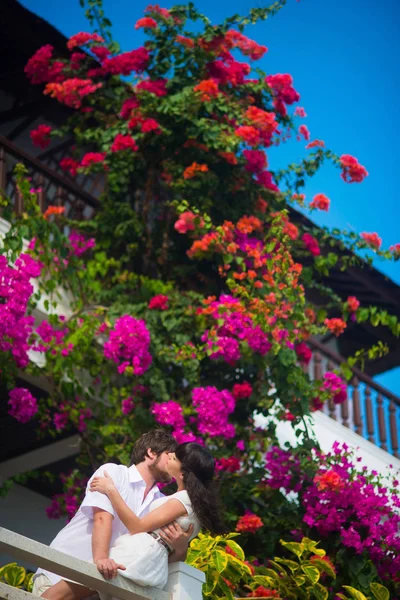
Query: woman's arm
90 472 187 535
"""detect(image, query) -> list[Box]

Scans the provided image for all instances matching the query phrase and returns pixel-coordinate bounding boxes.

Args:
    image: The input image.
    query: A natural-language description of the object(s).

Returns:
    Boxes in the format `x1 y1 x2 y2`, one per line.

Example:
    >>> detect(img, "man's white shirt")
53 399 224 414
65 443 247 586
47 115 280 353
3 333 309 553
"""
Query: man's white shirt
35 463 164 585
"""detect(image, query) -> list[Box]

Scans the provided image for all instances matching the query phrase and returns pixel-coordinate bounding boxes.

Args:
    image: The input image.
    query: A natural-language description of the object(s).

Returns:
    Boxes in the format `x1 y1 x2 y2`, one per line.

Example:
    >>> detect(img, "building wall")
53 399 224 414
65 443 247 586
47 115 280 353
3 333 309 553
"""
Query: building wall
0 484 67 569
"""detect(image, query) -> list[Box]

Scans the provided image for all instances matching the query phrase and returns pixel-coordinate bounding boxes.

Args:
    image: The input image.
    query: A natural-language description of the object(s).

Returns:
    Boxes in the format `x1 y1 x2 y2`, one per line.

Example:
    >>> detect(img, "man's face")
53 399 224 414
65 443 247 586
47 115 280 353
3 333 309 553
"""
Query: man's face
148 450 172 483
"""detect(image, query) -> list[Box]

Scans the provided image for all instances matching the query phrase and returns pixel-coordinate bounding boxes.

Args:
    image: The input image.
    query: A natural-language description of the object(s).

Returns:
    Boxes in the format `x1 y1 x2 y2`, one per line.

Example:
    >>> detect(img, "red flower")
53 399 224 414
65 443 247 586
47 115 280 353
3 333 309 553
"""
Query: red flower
390 243 400 258
346 296 360 312
295 342 312 365
302 233 320 256
216 456 241 473
236 512 263 533
102 48 150 76
80 152 107 169
256 171 279 192
232 381 253 399
248 587 280 598
266 73 300 116
361 232 382 250
141 118 162 134
135 17 158 29
30 125 52 149
234 126 260 146
243 149 267 173
298 124 310 141
183 163 208 180
110 134 138 152
148 294 169 310
225 30 267 61
120 97 140 119
43 206 65 220
60 157 79 177
144 4 171 19
314 469 345 492
325 318 346 337
176 35 195 48
25 45 64 84
67 32 104 51
193 79 219 102
137 79 168 97
283 221 299 240
44 79 102 109
310 193 330 211
91 46 111 61
219 152 237 165
306 139 325 149
340 154 368 183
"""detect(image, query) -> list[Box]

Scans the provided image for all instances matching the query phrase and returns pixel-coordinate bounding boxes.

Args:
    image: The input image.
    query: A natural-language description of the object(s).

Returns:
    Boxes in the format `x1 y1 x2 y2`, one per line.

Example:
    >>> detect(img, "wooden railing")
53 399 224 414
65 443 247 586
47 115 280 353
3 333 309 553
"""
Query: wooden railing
0 528 205 600
307 338 400 458
0 136 100 220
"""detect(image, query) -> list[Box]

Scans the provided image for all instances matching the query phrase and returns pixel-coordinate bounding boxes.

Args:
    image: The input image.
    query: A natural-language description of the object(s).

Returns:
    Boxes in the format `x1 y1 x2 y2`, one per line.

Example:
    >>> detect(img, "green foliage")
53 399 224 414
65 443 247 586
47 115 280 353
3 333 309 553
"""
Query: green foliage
0 563 33 591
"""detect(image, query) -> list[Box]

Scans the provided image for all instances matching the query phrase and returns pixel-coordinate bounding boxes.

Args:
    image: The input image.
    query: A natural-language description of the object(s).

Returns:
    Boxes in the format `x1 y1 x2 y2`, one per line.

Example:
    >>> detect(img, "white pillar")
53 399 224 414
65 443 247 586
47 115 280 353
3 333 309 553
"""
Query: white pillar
164 562 205 600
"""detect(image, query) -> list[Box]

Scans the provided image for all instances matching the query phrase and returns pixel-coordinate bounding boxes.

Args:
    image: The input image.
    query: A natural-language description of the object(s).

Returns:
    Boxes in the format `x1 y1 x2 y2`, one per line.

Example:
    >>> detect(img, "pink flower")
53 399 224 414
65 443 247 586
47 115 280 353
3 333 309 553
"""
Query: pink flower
152 400 185 429
302 233 320 256
174 211 202 234
298 124 310 141
67 32 104 51
294 106 306 117
103 315 152 375
122 397 135 415
8 388 38 423
243 149 267 174
340 154 368 183
136 79 168 97
192 386 236 439
216 456 241 472
102 48 150 76
54 412 68 431
80 152 107 169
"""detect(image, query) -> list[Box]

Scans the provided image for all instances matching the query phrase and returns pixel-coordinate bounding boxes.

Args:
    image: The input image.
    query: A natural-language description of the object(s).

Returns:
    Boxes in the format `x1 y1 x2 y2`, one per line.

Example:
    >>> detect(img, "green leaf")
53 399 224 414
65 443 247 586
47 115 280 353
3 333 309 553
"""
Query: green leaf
301 564 320 584
342 586 368 600
308 558 335 579
274 557 299 573
3 565 26 588
370 583 390 600
211 549 228 573
313 582 329 600
280 540 304 558
225 539 245 560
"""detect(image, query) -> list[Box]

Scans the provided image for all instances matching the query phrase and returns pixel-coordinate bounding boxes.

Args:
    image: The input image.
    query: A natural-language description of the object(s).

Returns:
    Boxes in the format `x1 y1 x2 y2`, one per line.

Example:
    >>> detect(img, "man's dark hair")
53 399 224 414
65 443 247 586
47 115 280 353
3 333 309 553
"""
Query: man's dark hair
130 429 178 465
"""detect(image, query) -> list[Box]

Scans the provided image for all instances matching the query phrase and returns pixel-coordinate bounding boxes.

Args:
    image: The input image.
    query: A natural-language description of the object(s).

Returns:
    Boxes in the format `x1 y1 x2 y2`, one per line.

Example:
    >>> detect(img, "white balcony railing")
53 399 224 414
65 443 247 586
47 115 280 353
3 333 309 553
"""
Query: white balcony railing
0 528 205 600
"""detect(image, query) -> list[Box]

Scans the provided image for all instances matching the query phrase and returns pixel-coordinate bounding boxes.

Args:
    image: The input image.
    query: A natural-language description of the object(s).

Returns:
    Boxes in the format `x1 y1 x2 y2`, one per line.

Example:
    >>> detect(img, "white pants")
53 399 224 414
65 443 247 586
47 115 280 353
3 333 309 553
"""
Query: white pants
32 574 52 597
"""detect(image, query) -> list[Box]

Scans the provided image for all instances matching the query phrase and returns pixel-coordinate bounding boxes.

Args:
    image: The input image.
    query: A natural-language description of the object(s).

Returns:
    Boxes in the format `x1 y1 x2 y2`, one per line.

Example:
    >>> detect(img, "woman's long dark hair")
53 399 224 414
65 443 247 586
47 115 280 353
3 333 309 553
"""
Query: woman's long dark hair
175 442 226 535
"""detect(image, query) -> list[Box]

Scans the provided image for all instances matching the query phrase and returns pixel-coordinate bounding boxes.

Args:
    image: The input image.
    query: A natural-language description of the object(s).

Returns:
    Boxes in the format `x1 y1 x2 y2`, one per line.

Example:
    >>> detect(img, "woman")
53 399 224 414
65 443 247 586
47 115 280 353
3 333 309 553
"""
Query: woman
44 443 225 598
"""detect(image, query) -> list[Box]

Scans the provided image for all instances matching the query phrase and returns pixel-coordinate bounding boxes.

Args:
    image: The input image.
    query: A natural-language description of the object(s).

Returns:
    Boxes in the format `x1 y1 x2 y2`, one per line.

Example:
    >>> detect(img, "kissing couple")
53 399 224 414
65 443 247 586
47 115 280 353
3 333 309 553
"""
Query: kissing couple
32 429 225 599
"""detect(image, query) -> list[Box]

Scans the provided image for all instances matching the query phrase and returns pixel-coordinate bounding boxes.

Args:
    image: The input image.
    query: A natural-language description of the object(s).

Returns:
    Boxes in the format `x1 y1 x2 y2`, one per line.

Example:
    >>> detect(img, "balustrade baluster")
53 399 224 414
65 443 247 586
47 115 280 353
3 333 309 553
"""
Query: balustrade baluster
326 360 337 420
341 396 349 428
313 351 322 380
36 175 46 213
376 394 387 451
0 147 6 216
389 400 399 458
365 386 375 444
351 377 362 435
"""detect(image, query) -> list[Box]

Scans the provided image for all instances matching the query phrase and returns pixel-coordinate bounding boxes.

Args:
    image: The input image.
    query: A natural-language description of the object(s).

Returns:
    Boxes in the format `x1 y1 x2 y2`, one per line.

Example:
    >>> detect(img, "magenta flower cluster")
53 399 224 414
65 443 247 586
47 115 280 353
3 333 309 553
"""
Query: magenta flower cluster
201 295 271 364
151 400 202 444
8 387 38 423
192 386 236 438
68 230 96 257
265 441 400 582
103 315 152 375
0 253 43 368
321 372 347 404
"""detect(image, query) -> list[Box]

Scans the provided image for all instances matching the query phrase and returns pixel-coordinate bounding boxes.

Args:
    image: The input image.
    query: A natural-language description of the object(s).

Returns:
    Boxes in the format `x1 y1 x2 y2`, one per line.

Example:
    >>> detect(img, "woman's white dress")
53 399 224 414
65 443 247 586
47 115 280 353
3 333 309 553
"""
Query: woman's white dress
108 490 200 589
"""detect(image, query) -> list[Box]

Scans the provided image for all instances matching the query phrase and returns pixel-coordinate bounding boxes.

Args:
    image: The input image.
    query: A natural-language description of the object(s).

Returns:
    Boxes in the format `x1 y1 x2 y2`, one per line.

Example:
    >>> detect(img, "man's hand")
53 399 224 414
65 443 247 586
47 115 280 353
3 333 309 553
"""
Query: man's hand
158 521 194 562
95 558 126 580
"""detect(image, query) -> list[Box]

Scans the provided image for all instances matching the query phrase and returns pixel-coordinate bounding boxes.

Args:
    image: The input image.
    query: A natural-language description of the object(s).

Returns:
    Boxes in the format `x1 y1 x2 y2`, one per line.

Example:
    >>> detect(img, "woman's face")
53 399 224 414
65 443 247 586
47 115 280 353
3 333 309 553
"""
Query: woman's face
165 452 183 481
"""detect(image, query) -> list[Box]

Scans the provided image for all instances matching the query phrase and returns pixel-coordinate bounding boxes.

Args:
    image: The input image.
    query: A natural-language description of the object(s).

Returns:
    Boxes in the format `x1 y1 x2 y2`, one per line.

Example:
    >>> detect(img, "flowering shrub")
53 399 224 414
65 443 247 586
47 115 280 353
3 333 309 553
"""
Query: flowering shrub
1 0 400 594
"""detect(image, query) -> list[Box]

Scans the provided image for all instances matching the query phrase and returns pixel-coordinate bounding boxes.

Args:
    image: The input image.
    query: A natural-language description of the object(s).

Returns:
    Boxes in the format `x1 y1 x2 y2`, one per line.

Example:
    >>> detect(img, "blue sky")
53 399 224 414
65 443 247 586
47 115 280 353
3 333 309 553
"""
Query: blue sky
20 0 400 394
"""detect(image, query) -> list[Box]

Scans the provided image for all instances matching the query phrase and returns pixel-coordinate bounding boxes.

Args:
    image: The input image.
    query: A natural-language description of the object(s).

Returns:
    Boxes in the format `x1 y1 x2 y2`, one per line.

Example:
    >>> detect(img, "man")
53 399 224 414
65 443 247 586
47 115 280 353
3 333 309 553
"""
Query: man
33 429 193 598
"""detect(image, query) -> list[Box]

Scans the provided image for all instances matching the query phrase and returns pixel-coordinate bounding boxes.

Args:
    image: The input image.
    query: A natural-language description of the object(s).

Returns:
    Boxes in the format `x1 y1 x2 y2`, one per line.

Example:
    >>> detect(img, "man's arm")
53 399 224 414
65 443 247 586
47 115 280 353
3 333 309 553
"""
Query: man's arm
158 521 194 563
92 507 126 579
